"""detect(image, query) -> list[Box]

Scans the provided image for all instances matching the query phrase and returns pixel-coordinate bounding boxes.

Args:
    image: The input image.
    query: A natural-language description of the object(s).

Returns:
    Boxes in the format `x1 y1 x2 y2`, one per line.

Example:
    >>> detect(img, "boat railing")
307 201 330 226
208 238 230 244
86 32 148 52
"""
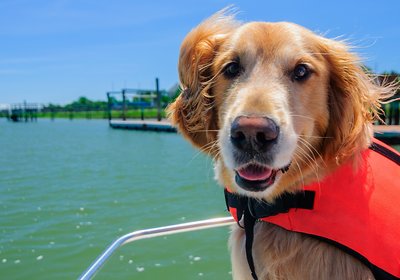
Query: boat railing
78 216 236 280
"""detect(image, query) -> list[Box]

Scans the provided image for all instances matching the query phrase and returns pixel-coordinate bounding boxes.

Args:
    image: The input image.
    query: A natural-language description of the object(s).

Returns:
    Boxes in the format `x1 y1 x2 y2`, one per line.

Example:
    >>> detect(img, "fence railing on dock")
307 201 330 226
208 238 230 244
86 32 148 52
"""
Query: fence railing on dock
106 78 172 123
2 102 41 122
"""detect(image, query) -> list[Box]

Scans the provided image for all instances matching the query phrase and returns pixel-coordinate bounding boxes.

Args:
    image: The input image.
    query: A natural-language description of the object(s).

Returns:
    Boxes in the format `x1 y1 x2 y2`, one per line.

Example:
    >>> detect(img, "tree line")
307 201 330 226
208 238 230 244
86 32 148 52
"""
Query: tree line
43 96 109 112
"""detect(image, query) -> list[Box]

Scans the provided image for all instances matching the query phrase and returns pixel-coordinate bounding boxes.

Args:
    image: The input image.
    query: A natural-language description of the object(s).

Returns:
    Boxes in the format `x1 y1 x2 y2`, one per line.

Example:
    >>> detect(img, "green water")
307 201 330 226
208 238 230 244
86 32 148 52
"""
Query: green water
0 119 231 279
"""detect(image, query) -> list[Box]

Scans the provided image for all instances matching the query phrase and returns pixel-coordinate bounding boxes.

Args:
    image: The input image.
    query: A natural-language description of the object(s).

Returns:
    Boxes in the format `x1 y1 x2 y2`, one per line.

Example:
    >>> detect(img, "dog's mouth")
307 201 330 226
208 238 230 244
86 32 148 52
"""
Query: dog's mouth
235 163 278 192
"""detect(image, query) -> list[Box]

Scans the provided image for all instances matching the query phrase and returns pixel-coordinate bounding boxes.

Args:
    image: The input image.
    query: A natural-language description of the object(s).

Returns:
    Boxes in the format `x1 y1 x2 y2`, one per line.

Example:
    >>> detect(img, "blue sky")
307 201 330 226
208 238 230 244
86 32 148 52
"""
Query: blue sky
0 0 399 104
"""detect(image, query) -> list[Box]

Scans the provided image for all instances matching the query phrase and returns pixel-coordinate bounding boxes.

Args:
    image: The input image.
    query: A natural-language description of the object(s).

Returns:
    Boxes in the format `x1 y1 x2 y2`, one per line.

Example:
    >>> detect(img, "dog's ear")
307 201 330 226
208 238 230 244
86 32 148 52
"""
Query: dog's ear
167 10 239 153
318 39 393 163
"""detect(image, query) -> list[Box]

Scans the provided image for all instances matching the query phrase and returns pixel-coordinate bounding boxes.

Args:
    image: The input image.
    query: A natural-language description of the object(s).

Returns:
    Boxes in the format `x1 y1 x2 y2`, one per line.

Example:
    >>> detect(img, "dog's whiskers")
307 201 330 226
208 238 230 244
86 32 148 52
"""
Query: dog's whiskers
297 137 326 167
198 139 219 154
292 137 325 185
292 158 305 188
294 149 320 185
295 144 319 169
188 140 219 164
289 114 316 121
297 134 333 139
294 144 320 177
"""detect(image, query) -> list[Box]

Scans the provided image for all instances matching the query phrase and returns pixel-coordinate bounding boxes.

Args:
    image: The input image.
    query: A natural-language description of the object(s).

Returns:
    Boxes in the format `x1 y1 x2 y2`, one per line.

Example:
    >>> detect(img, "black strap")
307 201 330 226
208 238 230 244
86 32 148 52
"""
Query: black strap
310 234 400 280
225 189 315 219
225 189 315 279
369 141 400 165
248 190 315 217
244 207 258 280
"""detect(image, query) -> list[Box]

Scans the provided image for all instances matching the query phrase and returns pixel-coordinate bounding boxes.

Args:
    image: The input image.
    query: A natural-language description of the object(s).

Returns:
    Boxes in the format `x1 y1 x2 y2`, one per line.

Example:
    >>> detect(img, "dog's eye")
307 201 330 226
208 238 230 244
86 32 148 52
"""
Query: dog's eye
293 64 311 81
223 61 242 79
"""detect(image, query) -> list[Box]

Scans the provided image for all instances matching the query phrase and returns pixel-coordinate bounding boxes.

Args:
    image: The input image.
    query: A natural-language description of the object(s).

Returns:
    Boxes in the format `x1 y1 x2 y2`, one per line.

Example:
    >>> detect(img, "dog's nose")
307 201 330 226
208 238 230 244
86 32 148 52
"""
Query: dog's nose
230 116 279 151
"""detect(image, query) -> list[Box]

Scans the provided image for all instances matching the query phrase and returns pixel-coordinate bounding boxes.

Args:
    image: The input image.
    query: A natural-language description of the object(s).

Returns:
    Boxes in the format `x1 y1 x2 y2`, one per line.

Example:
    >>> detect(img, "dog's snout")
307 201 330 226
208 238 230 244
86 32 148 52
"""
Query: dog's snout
230 116 279 151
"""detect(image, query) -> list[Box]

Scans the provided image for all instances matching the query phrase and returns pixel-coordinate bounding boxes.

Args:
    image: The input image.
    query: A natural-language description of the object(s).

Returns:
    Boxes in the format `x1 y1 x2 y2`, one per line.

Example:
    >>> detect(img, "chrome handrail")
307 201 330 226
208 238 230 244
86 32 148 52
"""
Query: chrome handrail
78 216 235 280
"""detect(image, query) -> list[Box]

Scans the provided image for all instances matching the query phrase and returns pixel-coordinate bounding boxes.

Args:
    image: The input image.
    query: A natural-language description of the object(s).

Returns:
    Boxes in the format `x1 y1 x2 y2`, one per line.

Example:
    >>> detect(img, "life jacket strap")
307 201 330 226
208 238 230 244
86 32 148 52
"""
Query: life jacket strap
224 189 315 223
225 189 315 279
370 141 400 165
243 206 258 280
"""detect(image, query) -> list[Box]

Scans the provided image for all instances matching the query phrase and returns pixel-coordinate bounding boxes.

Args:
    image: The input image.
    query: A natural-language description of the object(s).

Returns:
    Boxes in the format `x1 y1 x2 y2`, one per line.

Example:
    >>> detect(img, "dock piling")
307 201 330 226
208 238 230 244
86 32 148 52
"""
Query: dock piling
156 78 161 121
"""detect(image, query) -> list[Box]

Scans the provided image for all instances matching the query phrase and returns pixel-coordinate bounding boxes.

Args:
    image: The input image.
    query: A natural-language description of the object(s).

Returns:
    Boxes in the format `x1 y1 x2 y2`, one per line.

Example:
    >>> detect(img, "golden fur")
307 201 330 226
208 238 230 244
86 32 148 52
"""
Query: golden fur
168 9 395 280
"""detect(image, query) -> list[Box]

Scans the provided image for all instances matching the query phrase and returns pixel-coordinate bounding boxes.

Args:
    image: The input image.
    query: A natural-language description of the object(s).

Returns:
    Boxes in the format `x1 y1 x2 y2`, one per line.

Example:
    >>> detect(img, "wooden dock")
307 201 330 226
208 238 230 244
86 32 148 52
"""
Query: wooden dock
374 125 400 145
109 120 400 144
7 102 40 122
109 119 176 132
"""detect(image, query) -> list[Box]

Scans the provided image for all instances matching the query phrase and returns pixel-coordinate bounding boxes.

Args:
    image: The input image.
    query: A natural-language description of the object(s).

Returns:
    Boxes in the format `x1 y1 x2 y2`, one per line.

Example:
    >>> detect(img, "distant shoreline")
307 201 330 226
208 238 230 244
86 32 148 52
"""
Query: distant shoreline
0 108 167 121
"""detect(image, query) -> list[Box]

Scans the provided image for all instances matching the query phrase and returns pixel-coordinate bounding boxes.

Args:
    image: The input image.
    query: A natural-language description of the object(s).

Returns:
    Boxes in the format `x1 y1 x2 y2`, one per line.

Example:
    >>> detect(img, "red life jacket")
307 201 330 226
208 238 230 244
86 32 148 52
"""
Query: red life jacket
225 139 400 280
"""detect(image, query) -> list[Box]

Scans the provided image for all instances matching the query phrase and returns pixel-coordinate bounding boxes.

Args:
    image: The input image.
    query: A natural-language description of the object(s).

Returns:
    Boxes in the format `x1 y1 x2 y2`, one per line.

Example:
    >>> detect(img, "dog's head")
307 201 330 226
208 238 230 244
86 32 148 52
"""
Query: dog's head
168 10 390 200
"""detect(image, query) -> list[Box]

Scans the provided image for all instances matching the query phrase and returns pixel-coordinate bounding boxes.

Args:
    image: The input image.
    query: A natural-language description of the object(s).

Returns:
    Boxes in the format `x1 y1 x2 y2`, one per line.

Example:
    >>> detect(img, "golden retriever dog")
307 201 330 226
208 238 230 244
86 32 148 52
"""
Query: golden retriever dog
168 9 397 280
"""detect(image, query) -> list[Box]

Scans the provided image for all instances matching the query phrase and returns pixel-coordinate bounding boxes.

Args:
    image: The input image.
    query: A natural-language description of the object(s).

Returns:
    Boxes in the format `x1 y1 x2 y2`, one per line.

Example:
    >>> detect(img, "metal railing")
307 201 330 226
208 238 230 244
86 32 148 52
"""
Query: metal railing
78 217 236 280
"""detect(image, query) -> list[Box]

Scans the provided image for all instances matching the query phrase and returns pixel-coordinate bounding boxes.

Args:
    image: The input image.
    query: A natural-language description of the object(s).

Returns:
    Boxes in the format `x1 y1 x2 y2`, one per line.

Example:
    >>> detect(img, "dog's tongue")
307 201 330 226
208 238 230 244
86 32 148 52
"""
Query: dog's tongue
237 164 273 181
